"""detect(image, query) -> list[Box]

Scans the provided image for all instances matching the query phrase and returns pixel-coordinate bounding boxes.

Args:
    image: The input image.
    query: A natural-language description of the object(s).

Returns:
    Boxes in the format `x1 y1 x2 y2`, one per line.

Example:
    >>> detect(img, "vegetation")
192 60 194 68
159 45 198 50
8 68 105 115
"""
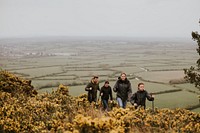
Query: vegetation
0 70 199 133
184 21 200 87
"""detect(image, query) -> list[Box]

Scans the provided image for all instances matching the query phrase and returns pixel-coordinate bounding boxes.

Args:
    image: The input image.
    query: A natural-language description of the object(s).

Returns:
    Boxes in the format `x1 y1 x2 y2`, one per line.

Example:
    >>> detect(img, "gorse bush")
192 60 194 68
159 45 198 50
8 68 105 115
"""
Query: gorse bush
0 70 37 96
0 70 200 133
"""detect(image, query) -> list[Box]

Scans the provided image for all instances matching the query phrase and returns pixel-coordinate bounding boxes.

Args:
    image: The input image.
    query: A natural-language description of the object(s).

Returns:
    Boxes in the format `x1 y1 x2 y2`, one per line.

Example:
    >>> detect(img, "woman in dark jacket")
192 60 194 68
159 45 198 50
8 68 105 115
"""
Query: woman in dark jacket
100 80 113 111
113 72 132 108
85 76 100 103
131 82 154 109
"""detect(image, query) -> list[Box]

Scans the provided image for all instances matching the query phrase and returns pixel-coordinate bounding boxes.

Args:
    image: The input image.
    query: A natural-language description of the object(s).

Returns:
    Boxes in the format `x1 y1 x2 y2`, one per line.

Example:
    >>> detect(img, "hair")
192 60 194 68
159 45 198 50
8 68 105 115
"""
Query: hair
120 72 126 76
93 75 99 79
138 82 144 88
105 80 109 84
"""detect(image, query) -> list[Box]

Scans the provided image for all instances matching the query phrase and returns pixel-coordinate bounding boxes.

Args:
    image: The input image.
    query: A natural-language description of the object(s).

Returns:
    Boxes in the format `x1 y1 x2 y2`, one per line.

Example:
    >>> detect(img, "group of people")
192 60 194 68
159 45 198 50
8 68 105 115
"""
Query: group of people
85 72 154 111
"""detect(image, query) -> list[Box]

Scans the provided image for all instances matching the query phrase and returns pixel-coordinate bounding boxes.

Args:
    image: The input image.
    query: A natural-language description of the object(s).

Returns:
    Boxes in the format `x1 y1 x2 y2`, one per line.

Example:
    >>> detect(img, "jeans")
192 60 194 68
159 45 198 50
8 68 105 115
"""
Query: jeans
117 97 127 108
102 99 109 110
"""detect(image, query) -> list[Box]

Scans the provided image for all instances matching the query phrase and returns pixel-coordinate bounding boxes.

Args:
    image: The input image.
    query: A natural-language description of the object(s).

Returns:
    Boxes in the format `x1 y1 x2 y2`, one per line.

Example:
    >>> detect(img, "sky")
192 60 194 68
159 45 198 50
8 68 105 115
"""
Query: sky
0 0 200 39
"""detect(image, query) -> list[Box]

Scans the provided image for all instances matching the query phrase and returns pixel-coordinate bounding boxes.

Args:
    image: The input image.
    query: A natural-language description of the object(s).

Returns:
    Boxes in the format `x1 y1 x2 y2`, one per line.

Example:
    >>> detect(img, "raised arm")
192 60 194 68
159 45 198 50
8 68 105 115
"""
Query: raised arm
146 91 154 101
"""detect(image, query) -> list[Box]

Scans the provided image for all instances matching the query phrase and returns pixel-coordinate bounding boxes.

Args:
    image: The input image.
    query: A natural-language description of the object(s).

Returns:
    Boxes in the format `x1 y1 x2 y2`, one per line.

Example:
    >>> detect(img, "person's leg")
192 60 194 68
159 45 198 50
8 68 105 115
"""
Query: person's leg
88 93 93 103
93 95 97 103
122 101 127 109
117 97 123 108
102 99 108 110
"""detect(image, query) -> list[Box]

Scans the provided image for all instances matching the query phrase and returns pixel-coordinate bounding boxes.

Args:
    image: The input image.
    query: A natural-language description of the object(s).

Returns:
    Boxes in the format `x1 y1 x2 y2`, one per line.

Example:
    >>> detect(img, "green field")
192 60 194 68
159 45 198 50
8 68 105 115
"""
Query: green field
150 91 199 109
1 37 199 112
192 108 200 113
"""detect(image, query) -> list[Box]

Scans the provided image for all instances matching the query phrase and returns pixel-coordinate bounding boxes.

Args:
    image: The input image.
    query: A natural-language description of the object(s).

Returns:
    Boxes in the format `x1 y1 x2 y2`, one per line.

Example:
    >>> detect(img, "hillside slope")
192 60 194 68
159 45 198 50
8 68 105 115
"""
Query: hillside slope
0 70 199 133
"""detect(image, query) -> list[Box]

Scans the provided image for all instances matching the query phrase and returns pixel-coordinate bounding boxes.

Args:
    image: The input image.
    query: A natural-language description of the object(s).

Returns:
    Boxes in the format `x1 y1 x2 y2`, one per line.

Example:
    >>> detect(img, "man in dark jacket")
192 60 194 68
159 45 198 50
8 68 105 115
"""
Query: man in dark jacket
100 80 113 111
113 72 132 108
85 76 100 103
131 82 154 109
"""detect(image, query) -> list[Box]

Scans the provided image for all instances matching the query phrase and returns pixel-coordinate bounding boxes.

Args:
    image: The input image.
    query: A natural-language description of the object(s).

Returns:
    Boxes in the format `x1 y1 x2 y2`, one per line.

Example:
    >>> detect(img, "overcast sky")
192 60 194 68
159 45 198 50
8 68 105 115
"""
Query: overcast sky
0 0 199 39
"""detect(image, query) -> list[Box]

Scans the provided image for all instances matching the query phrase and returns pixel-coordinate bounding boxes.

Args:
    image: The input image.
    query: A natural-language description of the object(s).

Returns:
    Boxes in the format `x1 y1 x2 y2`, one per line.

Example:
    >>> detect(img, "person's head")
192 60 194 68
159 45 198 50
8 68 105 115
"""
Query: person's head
93 75 99 83
104 80 109 87
138 83 145 91
120 72 126 81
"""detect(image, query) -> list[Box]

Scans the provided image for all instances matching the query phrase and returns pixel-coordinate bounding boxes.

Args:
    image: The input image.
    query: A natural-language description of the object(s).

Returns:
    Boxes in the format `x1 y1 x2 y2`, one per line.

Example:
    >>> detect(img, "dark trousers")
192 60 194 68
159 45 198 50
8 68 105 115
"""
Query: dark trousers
102 99 109 110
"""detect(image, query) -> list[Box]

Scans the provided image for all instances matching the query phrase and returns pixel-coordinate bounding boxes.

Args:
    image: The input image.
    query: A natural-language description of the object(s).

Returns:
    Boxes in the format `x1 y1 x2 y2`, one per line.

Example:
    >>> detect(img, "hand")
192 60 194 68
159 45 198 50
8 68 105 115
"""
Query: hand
100 93 103 96
150 93 155 98
134 103 137 106
89 87 92 90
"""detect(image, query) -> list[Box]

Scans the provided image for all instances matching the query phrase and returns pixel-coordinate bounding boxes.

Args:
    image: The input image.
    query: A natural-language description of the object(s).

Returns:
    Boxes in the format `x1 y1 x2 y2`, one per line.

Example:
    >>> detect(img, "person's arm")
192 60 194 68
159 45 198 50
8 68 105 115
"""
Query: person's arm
85 83 92 91
97 84 100 91
109 86 113 100
127 82 133 101
130 93 136 105
146 91 154 101
113 81 118 92
100 87 103 96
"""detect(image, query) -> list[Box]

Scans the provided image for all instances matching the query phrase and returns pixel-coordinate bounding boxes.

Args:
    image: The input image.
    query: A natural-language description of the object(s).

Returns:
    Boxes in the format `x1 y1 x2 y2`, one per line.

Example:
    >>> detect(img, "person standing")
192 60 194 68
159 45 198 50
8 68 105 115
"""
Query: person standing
100 80 113 111
85 75 100 103
113 72 132 108
130 83 154 109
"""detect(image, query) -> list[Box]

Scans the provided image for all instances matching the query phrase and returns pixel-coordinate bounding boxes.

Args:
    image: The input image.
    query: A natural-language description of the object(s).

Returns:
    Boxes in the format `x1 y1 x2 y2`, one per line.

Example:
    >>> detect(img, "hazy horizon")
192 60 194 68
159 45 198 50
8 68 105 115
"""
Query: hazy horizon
0 35 195 42
0 0 200 39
